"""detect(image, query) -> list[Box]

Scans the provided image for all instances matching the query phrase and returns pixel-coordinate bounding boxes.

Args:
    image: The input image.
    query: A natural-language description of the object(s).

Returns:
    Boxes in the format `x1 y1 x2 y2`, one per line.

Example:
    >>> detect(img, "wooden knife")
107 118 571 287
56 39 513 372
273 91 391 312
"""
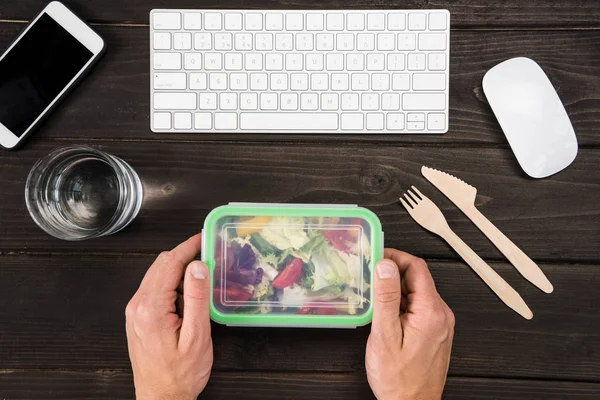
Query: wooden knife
421 166 553 293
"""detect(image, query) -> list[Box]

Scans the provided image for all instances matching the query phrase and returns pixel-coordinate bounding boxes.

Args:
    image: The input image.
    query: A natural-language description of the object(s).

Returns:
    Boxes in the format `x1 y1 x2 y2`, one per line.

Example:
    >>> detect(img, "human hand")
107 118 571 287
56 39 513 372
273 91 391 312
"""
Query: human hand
126 234 213 400
366 249 455 400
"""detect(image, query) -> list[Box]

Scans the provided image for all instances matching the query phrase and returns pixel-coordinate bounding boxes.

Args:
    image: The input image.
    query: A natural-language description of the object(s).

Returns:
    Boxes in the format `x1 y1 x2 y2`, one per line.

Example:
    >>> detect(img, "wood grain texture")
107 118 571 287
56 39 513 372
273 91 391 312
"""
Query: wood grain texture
0 24 599 146
1 371 600 400
1 141 598 261
1 254 598 380
1 0 600 28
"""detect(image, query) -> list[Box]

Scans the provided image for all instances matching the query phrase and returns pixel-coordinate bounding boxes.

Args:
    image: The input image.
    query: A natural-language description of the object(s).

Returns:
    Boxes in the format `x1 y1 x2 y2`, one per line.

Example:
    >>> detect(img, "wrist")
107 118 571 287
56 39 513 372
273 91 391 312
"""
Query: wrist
136 388 198 400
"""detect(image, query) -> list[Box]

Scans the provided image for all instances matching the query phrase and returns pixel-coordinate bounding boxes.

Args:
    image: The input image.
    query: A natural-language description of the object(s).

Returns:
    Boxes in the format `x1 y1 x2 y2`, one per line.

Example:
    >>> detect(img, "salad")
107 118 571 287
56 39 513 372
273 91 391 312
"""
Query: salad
212 216 372 316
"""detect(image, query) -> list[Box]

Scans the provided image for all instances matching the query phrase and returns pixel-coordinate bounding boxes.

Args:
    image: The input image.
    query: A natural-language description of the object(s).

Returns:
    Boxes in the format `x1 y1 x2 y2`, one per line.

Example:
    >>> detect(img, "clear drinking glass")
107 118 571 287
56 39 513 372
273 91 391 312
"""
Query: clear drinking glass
25 146 143 241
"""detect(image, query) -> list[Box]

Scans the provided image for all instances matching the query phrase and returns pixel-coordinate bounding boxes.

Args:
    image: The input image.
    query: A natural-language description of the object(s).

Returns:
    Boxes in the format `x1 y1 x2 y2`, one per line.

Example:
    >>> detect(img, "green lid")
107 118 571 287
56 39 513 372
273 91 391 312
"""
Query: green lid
202 203 383 328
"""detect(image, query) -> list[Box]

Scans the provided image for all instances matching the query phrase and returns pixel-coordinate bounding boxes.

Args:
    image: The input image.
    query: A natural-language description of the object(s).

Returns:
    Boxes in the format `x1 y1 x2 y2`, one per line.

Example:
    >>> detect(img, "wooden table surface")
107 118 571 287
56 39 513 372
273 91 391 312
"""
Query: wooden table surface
1 1 600 399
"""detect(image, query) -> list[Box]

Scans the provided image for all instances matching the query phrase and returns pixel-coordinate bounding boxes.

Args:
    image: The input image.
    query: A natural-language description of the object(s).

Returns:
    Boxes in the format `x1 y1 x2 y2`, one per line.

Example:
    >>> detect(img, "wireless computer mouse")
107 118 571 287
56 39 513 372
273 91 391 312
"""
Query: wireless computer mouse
482 57 578 178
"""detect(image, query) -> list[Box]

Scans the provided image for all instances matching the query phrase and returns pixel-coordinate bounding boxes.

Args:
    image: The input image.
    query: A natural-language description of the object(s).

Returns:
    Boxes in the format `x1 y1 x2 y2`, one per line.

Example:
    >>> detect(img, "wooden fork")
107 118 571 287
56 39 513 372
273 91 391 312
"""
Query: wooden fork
400 186 533 320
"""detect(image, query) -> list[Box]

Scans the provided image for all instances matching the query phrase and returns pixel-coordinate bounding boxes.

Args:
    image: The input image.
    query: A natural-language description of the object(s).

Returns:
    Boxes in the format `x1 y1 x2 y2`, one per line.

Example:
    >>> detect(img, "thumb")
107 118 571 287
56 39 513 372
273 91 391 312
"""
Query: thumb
179 260 211 350
371 259 403 342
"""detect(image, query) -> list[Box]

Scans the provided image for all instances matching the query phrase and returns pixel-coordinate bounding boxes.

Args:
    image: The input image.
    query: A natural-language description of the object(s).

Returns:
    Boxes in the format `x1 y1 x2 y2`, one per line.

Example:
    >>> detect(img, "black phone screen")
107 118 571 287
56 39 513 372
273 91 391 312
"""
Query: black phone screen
0 13 93 137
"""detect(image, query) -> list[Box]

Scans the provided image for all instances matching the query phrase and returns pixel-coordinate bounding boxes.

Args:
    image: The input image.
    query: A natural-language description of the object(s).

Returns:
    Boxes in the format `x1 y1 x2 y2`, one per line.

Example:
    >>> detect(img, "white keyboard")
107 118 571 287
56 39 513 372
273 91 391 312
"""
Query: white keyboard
150 9 450 134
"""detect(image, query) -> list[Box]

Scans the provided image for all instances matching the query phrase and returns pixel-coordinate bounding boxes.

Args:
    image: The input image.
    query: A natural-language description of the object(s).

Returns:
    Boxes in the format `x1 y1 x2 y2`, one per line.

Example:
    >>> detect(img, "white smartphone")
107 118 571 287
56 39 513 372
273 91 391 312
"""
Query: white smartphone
0 1 105 149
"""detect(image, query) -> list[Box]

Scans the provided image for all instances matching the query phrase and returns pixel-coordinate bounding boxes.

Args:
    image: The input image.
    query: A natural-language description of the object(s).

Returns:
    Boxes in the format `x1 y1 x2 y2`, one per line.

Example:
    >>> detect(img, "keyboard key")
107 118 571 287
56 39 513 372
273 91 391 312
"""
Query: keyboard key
381 93 400 110
189 73 207 89
367 113 384 130
154 93 196 110
388 13 406 31
245 53 263 70
204 13 222 30
326 54 344 71
336 34 354 51
281 93 298 110
351 73 369 91
204 53 222 70
153 33 171 50
225 13 243 30
153 112 171 129
199 93 217 110
184 53 202 69
331 73 349 91
174 112 192 129
154 72 186 90
241 113 338 130
153 53 181 70
347 53 364 71
301 93 319 110
427 113 446 130
194 113 212 129
361 93 379 110
407 53 426 70
429 12 447 31
407 113 425 122
230 73 248 90
392 73 410 90
311 73 329 90
357 33 375 51
418 33 447 51
245 13 263 30
153 12 180 30
347 14 365 31
408 13 426 30
402 93 446 110
296 33 314 51
413 73 446 91
194 33 211 50
286 53 303 71
387 113 405 130
225 53 243 70
240 93 258 110
377 33 395 51
306 13 324 31
306 53 324 71
290 73 309 90
270 73 288 90
371 73 390 90
214 33 233 50
250 73 268 90
260 93 278 109
397 33 416 50
256 33 274 50
316 33 334 51
327 13 344 31
428 53 446 71
173 32 192 50
184 13 202 30
367 53 385 71
209 72 227 90
265 53 283 70
266 13 284 31
234 33 253 50
341 93 359 110
321 93 339 110
367 13 385 31
407 121 425 130
215 113 238 130
387 53 405 70
275 33 293 51
219 93 237 109
341 113 364 130
286 13 303 31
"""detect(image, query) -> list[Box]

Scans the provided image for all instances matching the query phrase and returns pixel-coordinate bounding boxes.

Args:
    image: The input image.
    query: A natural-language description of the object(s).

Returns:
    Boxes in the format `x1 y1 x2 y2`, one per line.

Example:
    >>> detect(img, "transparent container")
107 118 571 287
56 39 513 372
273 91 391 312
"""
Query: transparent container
25 146 143 241
202 203 383 328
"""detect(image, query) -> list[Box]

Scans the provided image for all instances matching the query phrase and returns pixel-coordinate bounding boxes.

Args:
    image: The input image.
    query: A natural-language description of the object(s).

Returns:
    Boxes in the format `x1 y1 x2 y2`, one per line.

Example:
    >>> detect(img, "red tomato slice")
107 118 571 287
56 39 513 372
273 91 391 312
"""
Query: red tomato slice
324 230 354 253
214 281 253 304
272 258 303 289
314 307 337 315
296 306 312 315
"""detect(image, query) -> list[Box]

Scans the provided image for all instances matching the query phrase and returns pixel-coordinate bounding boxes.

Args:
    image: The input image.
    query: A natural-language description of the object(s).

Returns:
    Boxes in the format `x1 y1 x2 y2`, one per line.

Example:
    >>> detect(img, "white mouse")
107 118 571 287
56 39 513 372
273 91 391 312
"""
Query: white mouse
482 57 578 178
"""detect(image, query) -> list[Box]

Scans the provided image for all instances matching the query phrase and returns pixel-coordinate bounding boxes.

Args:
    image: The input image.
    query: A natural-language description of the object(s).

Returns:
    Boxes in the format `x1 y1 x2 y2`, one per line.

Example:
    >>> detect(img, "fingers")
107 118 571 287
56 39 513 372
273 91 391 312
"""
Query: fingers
371 259 403 342
179 260 212 352
384 248 440 314
139 234 202 295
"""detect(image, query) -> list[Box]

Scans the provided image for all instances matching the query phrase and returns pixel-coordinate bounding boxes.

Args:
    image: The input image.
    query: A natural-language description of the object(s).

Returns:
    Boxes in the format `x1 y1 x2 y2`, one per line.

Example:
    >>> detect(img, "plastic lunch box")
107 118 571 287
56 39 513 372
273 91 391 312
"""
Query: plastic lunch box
202 203 383 328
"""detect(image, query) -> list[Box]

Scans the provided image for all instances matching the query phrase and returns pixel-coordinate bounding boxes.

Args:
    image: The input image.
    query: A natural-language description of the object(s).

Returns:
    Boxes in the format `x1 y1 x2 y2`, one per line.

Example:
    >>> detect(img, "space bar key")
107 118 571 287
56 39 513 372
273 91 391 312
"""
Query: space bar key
241 113 339 130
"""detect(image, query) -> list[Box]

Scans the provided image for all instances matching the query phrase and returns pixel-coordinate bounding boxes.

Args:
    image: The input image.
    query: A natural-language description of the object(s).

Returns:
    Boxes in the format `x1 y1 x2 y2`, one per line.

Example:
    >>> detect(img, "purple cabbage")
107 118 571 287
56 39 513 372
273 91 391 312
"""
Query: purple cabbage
255 267 264 285
231 244 257 271
226 244 260 286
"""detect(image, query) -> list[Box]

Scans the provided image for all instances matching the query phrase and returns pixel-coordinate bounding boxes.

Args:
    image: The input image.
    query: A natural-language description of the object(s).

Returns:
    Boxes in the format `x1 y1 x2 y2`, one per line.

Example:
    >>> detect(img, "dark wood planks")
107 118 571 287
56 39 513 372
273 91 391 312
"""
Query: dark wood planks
1 0 600 28
1 371 600 400
0 25 600 146
1 254 599 381
1 141 598 261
